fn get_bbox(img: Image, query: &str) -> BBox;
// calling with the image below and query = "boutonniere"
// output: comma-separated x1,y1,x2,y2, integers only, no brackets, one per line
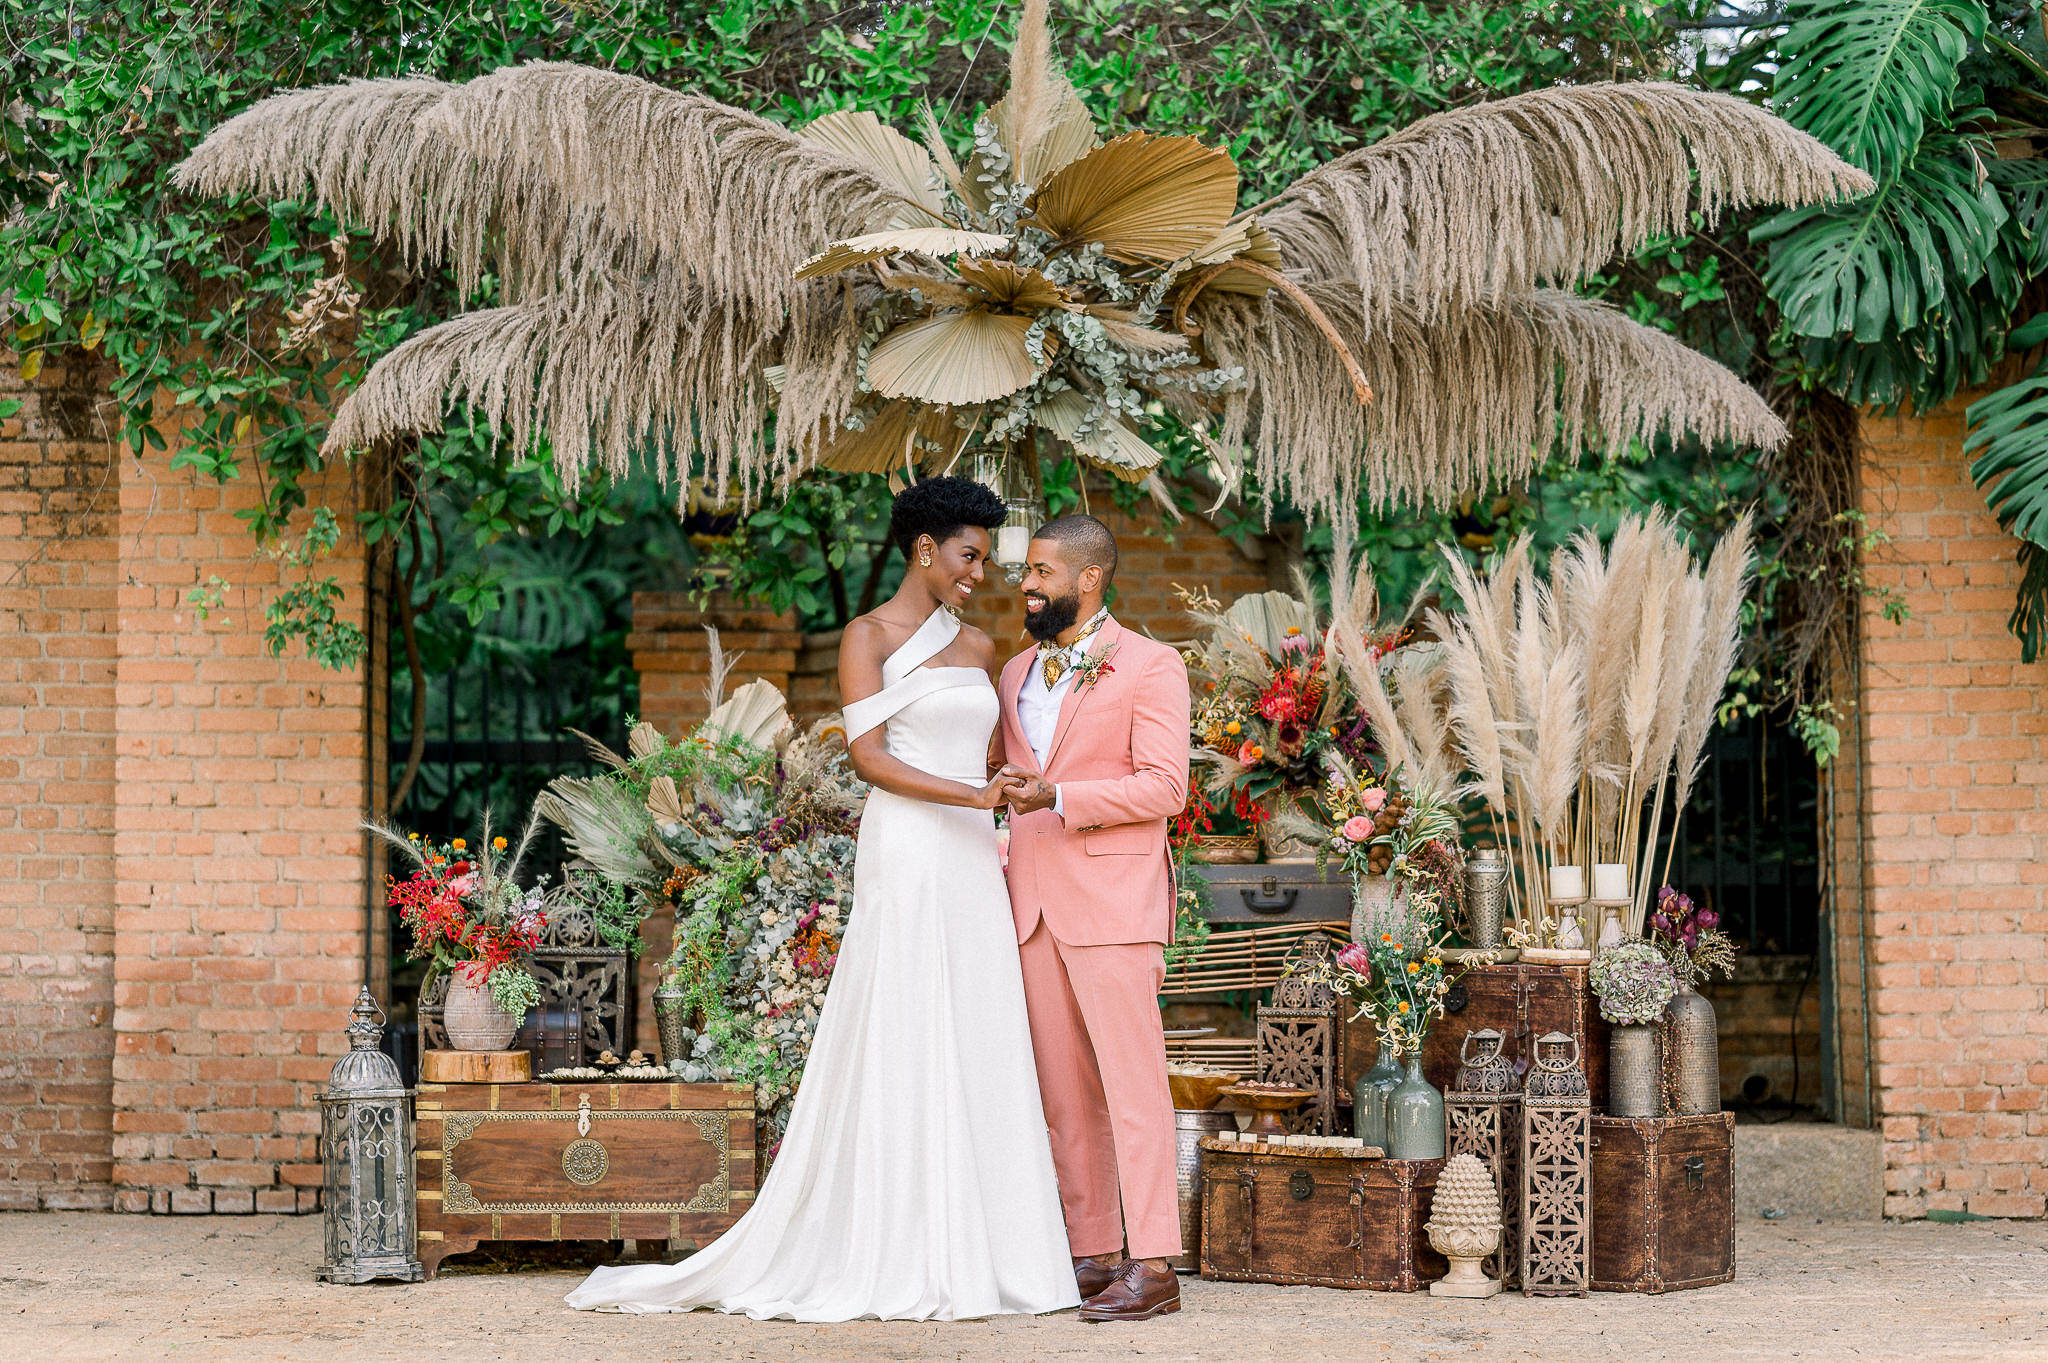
1069,643,1119,690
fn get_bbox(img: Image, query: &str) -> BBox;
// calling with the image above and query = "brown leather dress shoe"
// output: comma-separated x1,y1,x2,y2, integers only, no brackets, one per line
1074,1257,1119,1299
1078,1258,1181,1322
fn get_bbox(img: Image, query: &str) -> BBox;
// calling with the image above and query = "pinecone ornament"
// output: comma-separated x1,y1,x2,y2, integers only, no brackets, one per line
1426,1153,1504,1298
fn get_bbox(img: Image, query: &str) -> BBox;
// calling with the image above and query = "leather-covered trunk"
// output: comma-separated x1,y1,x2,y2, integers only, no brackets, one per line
1590,1112,1736,1292
1199,1144,1445,1290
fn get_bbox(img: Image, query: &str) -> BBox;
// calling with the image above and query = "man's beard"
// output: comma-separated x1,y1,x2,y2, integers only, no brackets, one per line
1023,589,1082,643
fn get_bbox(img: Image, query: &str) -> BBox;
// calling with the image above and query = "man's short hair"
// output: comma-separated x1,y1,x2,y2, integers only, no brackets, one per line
1033,514,1119,582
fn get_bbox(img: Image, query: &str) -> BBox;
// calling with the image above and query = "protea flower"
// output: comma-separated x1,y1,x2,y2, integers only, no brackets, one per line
173,0,1871,526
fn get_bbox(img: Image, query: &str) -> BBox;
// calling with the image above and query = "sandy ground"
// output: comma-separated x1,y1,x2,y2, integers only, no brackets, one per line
2,1213,2045,1362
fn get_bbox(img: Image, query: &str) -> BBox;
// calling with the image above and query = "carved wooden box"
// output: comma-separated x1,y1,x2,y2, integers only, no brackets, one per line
414,1080,755,1278
1591,1112,1736,1293
1198,1143,1445,1291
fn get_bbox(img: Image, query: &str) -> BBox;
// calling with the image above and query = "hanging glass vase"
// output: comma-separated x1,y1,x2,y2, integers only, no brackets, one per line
1351,1048,1404,1147
1387,1054,1446,1159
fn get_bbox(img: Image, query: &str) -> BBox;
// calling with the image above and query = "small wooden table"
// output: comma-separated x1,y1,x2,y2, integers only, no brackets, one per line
415,1079,755,1279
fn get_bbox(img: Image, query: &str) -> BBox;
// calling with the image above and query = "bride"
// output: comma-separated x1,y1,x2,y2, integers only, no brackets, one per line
566,477,1080,1321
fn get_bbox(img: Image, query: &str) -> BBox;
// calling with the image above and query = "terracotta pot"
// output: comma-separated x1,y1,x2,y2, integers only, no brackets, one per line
443,975,518,1052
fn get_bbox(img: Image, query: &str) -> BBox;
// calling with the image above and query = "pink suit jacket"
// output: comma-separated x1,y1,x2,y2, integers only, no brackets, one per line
998,618,1192,947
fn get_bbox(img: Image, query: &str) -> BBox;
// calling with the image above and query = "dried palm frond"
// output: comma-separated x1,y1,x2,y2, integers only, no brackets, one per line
703,678,792,749
798,109,948,226
1262,82,1875,324
626,720,665,761
866,310,1045,405
645,775,687,826
1034,391,1163,481
796,228,1012,280
1029,131,1241,261
1200,286,1789,526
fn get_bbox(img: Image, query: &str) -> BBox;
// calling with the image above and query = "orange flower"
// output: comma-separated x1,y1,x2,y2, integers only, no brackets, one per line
492,836,508,851
1380,933,1392,943
1397,1001,1411,1014
1405,962,1420,975
452,838,467,851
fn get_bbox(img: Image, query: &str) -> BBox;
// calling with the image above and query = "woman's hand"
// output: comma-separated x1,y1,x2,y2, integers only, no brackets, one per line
968,772,1027,810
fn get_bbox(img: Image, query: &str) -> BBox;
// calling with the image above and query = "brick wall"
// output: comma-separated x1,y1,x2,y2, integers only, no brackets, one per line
1848,398,2048,1219
0,357,119,1210
1,351,376,1213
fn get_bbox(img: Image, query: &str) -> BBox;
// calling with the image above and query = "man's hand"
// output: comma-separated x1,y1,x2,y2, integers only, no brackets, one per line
1002,765,1058,815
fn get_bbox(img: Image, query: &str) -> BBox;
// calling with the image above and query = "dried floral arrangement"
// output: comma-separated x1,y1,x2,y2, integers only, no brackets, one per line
534,644,866,1145
175,0,1868,528
1649,887,1738,988
367,813,550,1017
1181,579,1384,825
1312,762,1463,924
1429,511,1756,937
1588,940,1679,1027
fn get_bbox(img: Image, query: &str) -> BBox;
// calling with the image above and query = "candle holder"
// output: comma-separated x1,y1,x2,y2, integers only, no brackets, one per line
1589,898,1631,955
1523,898,1591,964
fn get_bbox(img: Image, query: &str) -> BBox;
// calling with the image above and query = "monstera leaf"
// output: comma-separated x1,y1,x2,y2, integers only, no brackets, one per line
1771,0,1986,171
1965,312,2048,661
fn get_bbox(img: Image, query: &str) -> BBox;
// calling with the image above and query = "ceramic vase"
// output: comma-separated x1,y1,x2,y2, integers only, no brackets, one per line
1665,980,1721,1115
1386,1055,1446,1159
1351,1049,1404,1148
443,975,518,1052
1609,1023,1662,1117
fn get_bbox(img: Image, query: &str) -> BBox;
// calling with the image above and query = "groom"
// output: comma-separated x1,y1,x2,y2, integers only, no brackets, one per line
996,515,1191,1323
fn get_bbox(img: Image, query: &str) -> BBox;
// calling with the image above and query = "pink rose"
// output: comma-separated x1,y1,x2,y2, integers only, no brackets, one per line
1360,787,1387,812
995,825,1011,870
1342,816,1374,843
446,873,478,897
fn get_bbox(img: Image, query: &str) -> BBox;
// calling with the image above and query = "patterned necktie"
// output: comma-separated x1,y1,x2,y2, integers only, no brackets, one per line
1040,610,1109,689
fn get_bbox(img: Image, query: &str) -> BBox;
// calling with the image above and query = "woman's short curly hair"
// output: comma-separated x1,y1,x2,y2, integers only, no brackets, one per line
888,476,1006,559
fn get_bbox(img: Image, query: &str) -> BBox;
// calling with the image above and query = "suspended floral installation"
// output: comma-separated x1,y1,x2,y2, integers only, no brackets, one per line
174,0,1872,547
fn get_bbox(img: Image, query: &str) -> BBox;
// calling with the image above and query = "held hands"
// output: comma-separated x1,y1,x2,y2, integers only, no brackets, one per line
998,764,1057,815
971,772,1029,810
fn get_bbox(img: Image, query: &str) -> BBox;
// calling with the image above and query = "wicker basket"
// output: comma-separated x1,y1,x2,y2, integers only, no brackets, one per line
1191,834,1261,864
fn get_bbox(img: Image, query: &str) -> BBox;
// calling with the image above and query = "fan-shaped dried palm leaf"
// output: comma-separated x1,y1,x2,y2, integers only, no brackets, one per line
803,399,967,476
645,775,688,825
866,310,1044,405
536,778,664,890
796,228,1012,280
1262,82,1874,324
1029,132,1241,262
800,109,947,226
703,678,792,748
626,719,664,761
956,259,1068,310
1034,391,1163,481
1199,287,1789,527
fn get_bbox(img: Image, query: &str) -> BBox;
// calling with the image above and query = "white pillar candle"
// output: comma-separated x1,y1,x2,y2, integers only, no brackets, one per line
1592,862,1630,901
996,524,1031,566
1548,864,1587,901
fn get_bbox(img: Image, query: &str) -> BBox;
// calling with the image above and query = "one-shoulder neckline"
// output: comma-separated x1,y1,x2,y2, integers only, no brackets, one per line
882,606,963,678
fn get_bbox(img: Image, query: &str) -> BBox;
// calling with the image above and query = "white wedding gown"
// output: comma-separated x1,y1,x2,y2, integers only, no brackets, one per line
565,607,1079,1321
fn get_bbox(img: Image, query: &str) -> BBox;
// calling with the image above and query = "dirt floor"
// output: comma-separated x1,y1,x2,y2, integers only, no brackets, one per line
3,1213,2045,1362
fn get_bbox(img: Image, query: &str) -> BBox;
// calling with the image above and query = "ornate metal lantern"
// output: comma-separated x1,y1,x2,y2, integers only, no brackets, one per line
1446,1027,1522,1287
1256,933,1344,1134
318,988,424,1284
1518,1030,1590,1297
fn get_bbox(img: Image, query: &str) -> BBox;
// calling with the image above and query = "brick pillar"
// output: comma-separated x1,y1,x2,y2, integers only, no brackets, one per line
0,356,119,1210
106,404,374,1214
1849,397,2048,1219
627,592,801,737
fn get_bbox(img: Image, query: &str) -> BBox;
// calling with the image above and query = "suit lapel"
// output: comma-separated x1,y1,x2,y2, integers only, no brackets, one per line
1044,617,1123,775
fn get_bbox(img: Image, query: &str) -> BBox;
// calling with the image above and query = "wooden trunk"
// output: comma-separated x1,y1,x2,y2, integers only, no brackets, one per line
415,1080,755,1279
1590,1112,1735,1293
1423,963,1611,1112
1199,1143,1446,1291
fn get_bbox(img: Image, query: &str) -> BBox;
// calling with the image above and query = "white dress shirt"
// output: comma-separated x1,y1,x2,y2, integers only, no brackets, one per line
1016,623,1107,820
